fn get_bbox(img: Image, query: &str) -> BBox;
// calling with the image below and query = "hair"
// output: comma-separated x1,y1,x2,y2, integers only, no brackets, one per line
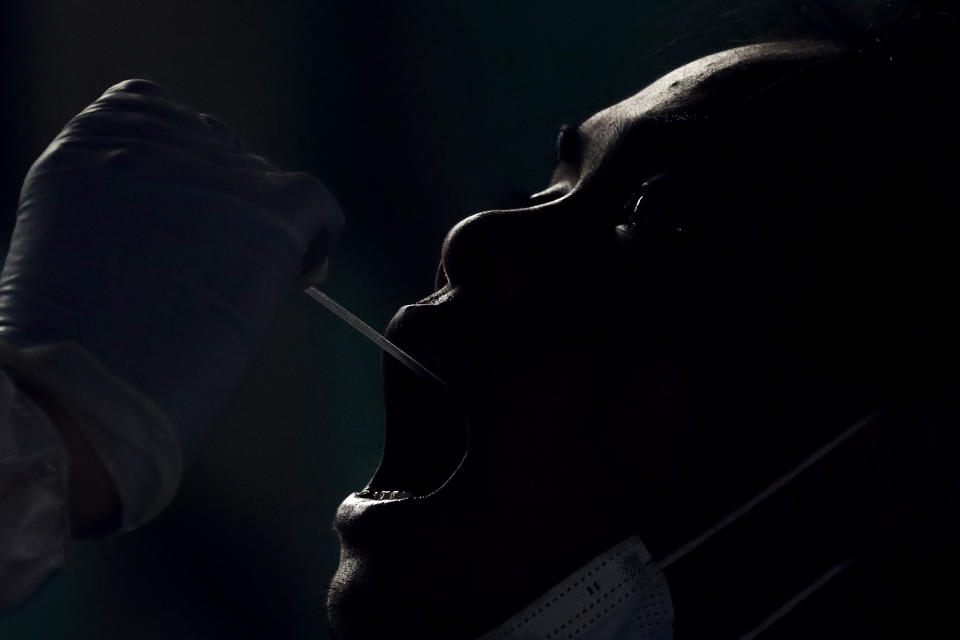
687,1,960,408
797,0,958,59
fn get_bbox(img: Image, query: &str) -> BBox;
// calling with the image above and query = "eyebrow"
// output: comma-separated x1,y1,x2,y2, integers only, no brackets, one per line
555,123,584,166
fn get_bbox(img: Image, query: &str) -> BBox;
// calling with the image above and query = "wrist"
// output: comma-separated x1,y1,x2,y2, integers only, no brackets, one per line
22,383,122,536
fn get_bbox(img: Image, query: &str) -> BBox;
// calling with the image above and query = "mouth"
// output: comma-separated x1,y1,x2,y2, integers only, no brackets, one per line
350,300,469,504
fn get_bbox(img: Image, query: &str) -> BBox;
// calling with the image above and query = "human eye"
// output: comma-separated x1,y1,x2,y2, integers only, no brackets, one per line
620,174,691,234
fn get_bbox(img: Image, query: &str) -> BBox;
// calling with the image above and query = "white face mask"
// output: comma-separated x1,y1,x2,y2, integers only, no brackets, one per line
477,535,674,640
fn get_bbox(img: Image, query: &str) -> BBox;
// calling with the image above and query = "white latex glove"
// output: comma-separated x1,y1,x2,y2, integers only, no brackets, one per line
0,79,344,453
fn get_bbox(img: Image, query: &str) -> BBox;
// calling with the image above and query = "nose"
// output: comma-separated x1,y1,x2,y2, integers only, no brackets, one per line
440,201,572,291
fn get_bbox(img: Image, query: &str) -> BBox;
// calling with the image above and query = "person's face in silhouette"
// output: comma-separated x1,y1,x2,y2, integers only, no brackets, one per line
328,40,844,640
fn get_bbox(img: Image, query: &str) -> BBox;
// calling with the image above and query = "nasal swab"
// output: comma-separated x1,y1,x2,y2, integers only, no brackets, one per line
304,286,449,390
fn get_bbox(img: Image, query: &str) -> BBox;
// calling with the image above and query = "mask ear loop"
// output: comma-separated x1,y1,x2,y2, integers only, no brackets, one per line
655,409,881,571
649,409,883,637
736,559,853,640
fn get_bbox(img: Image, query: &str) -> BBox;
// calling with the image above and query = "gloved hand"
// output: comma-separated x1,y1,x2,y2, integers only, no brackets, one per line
0,79,344,453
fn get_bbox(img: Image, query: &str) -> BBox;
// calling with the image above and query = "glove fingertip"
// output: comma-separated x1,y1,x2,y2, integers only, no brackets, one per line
103,79,170,99
297,194,344,286
289,172,346,240
297,258,331,287
319,181,346,240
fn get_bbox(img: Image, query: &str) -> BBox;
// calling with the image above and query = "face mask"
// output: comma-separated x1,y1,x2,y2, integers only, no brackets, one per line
478,535,674,640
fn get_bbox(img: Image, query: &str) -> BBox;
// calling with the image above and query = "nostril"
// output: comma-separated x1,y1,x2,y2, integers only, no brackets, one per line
434,261,448,291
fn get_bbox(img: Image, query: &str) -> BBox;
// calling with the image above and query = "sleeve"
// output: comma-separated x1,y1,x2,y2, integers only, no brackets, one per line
0,340,182,611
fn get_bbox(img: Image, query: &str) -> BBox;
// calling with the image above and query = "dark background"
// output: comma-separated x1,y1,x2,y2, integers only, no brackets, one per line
0,2,799,638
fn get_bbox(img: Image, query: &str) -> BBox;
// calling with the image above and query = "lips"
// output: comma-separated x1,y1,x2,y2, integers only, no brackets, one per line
341,295,469,513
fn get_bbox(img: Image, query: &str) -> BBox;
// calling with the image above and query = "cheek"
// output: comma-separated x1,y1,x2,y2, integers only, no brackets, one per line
455,283,708,461
465,381,665,503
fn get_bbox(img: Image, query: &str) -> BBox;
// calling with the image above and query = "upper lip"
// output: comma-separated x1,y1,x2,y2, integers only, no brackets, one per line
385,292,461,383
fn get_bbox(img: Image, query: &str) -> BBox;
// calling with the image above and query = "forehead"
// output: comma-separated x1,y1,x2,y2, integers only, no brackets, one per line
574,41,840,172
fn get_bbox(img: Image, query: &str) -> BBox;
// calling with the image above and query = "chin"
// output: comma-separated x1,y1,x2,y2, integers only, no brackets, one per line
326,548,483,640
326,553,394,640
